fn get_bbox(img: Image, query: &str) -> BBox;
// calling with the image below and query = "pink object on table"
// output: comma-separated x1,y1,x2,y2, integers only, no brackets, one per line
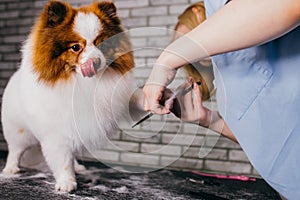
192,171,256,182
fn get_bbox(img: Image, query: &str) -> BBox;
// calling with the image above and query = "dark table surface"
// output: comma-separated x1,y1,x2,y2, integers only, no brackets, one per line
0,151,280,200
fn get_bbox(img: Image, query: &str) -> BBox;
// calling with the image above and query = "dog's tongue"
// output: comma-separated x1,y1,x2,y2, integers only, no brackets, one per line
80,58,96,77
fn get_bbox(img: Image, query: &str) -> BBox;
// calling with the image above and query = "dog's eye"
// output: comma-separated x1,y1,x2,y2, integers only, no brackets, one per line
71,44,81,52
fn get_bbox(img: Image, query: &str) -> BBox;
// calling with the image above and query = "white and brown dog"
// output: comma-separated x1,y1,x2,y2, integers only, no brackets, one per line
1,0,135,192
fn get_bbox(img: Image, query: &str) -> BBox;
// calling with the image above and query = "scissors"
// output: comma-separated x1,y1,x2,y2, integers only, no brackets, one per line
131,81,200,128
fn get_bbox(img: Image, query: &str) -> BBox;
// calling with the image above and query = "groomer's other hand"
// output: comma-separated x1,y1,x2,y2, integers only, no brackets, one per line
172,78,210,127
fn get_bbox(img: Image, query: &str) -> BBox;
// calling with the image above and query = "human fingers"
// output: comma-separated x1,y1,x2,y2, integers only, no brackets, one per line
192,82,203,111
182,84,194,112
192,81,210,126
143,84,170,114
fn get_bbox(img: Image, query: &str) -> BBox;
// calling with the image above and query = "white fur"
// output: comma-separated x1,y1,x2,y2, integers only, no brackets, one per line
1,11,133,192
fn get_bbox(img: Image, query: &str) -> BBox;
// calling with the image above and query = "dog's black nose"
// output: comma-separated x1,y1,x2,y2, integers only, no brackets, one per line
92,58,101,71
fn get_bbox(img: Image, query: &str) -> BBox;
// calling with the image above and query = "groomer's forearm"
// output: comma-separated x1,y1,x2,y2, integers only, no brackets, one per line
207,110,237,143
195,0,300,55
158,0,300,69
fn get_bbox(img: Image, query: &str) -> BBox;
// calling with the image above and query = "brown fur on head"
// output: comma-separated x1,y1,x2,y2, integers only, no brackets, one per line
31,1,134,85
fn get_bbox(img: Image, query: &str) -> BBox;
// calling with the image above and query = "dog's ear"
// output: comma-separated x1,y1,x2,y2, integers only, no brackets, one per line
44,1,69,27
97,2,117,18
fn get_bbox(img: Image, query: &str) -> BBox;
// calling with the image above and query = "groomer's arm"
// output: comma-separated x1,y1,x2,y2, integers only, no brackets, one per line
208,111,237,143
157,0,300,69
144,0,300,114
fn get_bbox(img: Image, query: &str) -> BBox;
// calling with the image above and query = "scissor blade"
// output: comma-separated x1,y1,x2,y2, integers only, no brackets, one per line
131,112,154,128
131,81,200,128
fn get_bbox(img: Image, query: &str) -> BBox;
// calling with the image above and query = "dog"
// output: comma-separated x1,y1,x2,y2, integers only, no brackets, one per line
1,0,134,192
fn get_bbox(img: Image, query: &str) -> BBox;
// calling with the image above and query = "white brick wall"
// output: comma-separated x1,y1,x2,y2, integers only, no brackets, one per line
0,0,258,177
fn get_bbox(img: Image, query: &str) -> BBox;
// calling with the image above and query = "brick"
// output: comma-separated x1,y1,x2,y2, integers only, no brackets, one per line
68,0,92,6
134,58,147,66
140,121,182,133
0,80,9,87
147,36,171,47
0,70,16,79
169,4,189,15
251,167,261,177
2,34,26,44
141,143,181,156
6,18,34,27
0,62,18,70
0,143,7,151
133,67,152,78
131,37,147,48
204,148,228,160
190,0,204,3
131,6,167,17
104,141,140,152
182,146,200,158
0,4,6,11
121,131,161,143
198,144,223,158
3,53,21,61
0,45,17,53
20,9,40,18
0,0,20,2
18,26,31,34
133,78,147,88
205,160,252,174
133,48,162,58
146,58,157,65
7,2,34,10
115,0,149,9
129,27,167,37
183,146,227,160
199,135,223,151
34,1,48,9
149,16,178,26
122,17,147,28
0,27,19,35
161,156,203,169
117,9,130,18
229,150,249,162
120,152,159,165
0,88,4,97
162,133,204,146
0,11,19,19
213,137,242,149
0,20,5,28
107,130,121,140
150,0,188,6
182,122,209,135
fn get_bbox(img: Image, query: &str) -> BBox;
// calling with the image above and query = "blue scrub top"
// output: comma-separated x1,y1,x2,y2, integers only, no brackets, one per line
204,0,300,199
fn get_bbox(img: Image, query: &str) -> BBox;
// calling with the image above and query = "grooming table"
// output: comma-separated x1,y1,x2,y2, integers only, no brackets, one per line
0,151,280,200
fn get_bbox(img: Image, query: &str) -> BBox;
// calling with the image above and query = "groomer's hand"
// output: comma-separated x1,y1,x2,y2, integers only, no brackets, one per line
172,78,210,128
143,63,177,114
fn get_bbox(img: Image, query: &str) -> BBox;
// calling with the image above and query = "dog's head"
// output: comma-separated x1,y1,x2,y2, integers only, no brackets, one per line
31,1,134,85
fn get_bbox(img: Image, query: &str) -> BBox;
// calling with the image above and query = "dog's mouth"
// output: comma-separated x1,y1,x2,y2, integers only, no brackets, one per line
79,58,102,78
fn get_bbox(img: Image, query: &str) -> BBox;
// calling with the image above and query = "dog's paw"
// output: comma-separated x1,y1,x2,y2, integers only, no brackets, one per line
55,178,77,192
74,163,86,173
2,166,20,174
